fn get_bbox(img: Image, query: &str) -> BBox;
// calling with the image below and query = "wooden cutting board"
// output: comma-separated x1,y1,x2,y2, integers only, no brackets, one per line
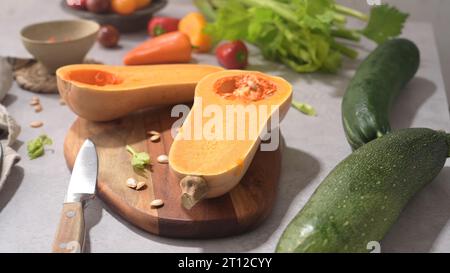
64,107,281,238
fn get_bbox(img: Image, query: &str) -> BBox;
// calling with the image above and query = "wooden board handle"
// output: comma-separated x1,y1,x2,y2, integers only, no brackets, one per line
52,202,85,253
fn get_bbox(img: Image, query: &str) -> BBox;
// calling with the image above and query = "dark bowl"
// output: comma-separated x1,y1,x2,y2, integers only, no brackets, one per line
60,0,168,33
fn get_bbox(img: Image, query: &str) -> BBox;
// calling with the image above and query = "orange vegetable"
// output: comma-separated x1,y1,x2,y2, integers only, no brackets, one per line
179,12,212,53
123,31,192,65
169,70,293,209
56,64,224,121
111,0,136,15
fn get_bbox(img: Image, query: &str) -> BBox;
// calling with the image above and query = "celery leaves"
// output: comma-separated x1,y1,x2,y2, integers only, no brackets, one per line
197,0,408,73
362,5,409,44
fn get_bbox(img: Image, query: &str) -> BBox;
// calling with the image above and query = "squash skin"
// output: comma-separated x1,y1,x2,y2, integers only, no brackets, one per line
169,70,292,199
56,64,223,121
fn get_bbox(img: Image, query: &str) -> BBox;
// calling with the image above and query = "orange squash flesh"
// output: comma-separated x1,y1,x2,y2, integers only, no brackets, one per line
169,70,292,208
56,64,223,121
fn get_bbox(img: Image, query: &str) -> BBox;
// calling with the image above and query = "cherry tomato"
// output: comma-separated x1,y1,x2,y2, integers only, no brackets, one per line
98,25,120,48
215,41,249,69
148,17,180,37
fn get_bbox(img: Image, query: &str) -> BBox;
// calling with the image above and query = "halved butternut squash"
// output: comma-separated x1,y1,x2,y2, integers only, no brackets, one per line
56,64,223,121
169,70,292,209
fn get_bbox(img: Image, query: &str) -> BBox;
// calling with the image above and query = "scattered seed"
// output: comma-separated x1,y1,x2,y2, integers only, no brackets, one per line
30,121,43,128
147,130,160,136
157,154,168,164
34,104,43,113
30,100,40,106
136,181,146,190
150,134,160,142
150,199,164,208
126,177,137,188
59,99,66,105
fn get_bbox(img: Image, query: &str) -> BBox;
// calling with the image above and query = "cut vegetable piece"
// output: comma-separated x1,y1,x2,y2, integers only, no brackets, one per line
292,100,316,116
169,70,292,209
56,64,223,121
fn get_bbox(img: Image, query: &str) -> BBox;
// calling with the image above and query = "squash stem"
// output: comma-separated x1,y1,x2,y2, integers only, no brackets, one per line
180,176,208,209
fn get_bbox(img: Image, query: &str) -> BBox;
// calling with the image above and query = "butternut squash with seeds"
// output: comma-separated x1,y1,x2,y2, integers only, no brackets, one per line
169,70,292,209
56,64,223,121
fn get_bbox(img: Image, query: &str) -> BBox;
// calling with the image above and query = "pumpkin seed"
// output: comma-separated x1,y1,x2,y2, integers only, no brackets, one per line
150,134,160,142
136,181,146,190
147,130,160,136
126,178,137,188
30,121,43,128
150,199,164,208
34,104,43,113
157,154,168,164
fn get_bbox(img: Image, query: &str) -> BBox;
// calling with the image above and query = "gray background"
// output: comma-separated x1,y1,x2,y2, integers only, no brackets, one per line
0,0,450,252
338,0,450,106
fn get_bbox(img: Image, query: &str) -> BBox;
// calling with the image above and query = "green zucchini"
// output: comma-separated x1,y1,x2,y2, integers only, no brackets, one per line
276,128,449,253
342,39,420,150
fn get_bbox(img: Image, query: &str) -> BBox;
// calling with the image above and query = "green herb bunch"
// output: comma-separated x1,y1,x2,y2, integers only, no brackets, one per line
195,0,408,73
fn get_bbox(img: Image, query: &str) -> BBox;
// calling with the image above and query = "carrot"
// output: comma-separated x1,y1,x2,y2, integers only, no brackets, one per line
179,12,212,53
123,31,192,65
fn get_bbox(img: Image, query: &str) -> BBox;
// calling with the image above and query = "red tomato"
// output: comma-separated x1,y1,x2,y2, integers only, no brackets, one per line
98,25,120,48
66,0,87,10
216,41,249,69
148,17,180,37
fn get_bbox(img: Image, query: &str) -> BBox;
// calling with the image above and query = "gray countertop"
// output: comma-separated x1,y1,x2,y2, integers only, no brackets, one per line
0,0,449,253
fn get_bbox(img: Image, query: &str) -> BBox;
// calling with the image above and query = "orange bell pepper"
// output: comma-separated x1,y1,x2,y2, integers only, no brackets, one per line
179,12,212,53
123,31,192,65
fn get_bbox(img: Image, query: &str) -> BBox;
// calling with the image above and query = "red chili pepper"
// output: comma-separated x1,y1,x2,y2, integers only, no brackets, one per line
148,17,180,37
215,41,249,69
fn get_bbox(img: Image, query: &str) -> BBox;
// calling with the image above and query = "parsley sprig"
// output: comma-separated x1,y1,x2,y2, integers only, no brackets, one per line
126,145,151,170
27,135,53,160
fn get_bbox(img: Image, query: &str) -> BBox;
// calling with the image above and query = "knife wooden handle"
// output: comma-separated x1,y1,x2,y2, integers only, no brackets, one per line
52,202,85,253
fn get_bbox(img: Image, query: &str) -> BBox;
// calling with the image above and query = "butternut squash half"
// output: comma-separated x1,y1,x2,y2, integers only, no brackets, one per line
169,70,292,209
56,64,223,121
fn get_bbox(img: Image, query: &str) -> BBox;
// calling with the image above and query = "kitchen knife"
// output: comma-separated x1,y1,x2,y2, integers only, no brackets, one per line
52,139,98,253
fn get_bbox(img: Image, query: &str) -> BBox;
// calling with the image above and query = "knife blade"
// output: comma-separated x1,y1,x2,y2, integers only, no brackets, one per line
65,139,98,203
52,139,98,253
